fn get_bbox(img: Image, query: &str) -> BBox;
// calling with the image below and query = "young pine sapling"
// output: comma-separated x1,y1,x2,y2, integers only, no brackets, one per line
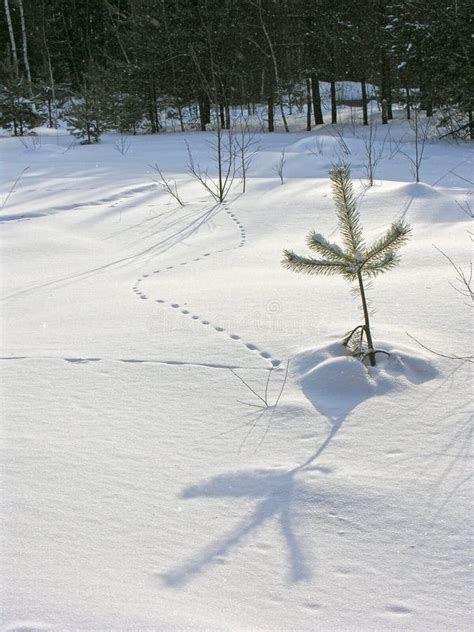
282,163,411,366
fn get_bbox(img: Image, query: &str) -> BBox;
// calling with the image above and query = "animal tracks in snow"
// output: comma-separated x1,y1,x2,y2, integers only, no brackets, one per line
0,183,158,223
136,289,281,368
0,355,264,371
132,205,280,368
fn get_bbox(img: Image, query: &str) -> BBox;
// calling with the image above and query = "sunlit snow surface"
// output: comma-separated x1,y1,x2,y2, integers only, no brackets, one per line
1,110,473,630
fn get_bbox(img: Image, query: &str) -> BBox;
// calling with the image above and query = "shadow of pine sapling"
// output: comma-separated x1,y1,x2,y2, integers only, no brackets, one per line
161,464,327,587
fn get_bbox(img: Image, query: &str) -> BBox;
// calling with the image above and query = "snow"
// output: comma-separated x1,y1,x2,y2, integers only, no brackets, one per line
1,109,473,630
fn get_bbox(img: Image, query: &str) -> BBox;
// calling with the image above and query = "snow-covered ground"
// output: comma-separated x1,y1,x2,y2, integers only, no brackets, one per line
1,110,473,631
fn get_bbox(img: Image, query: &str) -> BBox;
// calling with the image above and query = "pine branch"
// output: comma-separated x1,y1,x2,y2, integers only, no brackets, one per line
330,164,365,256
363,252,401,277
364,221,411,266
306,231,350,263
282,250,347,276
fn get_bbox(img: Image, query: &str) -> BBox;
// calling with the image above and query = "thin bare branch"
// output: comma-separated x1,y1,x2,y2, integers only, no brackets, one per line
407,332,473,363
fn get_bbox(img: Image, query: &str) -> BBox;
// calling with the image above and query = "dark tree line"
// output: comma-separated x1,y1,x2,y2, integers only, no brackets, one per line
1,0,473,137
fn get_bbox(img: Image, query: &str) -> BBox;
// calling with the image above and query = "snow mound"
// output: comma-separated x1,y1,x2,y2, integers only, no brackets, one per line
401,182,443,199
292,340,438,420
401,182,469,223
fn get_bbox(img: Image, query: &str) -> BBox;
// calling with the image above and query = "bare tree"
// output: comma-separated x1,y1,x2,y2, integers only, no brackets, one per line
1,166,29,211
188,16,237,204
306,136,325,159
363,122,387,186
407,225,473,363
273,149,286,184
393,107,432,183
233,115,259,193
332,122,351,160
434,245,473,305
114,134,131,156
456,198,473,219
185,134,236,204
151,163,185,206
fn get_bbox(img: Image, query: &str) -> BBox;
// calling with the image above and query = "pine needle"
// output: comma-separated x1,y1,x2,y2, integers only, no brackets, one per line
364,221,411,267
306,231,349,262
330,163,365,256
282,250,347,276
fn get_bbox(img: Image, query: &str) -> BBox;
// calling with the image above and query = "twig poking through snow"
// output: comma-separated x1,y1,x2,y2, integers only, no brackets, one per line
406,332,473,363
151,163,185,206
230,360,289,410
273,149,286,185
1,166,29,211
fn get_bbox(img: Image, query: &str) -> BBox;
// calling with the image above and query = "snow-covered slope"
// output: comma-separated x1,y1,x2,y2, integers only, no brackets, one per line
1,113,472,631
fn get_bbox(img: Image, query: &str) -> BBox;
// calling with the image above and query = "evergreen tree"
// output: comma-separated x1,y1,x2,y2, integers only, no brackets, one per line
0,76,42,135
65,88,102,144
1,0,471,137
113,93,144,134
282,164,411,367
34,77,69,128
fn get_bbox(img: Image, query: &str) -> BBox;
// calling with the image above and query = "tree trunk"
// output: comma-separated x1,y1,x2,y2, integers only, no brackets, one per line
17,0,32,96
330,80,337,124
425,98,433,117
357,271,376,367
279,95,289,132
219,103,225,129
148,106,156,133
381,99,388,124
268,90,274,132
311,74,324,124
380,49,392,123
106,0,131,64
256,0,289,132
214,104,224,201
306,78,312,131
469,107,474,140
405,86,411,120
42,12,57,128
177,103,185,132
199,95,210,131
152,82,159,132
387,69,393,120
361,79,368,125
148,88,157,133
161,0,183,132
381,45,393,120
4,0,19,79
47,94,52,128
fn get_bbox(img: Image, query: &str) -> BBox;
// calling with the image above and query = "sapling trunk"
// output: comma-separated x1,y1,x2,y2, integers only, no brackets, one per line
357,271,376,366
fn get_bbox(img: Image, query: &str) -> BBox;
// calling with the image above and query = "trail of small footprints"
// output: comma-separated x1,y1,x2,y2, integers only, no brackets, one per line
1,183,159,224
132,206,280,368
